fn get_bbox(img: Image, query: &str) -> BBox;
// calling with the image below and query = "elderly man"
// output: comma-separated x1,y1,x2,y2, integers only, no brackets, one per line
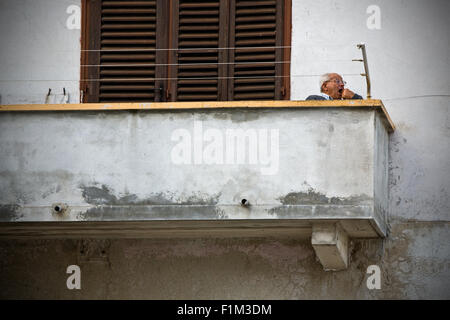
306,73,363,100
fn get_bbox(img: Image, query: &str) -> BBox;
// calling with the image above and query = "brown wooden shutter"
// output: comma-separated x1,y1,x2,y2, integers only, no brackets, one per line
168,0,228,101
82,0,290,102
228,0,285,100
82,0,101,103
83,0,167,102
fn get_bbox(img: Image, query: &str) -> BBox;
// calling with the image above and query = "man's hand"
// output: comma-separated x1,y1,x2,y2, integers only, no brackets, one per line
342,88,355,99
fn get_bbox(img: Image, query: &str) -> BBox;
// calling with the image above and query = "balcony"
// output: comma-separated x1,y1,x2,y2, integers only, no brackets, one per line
0,100,394,270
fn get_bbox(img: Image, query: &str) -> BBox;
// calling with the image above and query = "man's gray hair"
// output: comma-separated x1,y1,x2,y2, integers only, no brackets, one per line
319,73,332,92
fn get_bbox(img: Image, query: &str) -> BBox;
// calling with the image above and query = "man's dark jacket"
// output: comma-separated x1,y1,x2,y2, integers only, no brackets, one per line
306,93,363,100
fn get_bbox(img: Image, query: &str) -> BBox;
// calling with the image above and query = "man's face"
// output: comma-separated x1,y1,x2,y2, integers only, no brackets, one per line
322,73,345,99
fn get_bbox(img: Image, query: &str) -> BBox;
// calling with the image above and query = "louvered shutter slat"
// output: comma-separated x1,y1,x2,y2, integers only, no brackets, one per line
178,79,218,85
99,0,157,102
101,85,155,90
234,69,275,76
179,25,219,31
234,85,274,92
178,40,218,46
100,70,155,76
102,31,156,37
233,92,275,99
178,87,218,92
177,94,218,100
236,23,276,30
101,54,156,61
178,56,218,62
100,93,155,98
178,71,217,77
234,78,273,84
102,16,156,22
179,64,218,70
235,54,275,61
102,23,156,29
101,39,156,45
179,2,220,8
102,1,154,6
237,0,276,6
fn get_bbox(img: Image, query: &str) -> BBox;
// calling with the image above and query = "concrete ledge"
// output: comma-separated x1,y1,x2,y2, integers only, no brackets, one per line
0,218,381,239
0,100,395,132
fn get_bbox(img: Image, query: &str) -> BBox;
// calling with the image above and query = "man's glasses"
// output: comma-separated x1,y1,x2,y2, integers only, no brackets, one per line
327,79,347,85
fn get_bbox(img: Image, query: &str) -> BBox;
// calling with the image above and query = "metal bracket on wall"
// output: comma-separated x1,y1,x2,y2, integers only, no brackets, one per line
353,43,372,99
312,222,349,271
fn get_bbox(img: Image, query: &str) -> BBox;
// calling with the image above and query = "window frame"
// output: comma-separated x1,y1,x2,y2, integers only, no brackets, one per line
80,0,291,103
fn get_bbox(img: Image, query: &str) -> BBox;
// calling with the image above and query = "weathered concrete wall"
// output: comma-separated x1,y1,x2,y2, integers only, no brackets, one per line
0,108,386,237
0,221,448,299
0,0,449,299
0,0,80,104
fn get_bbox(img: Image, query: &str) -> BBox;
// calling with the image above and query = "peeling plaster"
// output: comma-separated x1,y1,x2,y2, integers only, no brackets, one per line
80,184,221,206
78,184,225,221
268,190,375,219
277,189,373,205
79,205,227,221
